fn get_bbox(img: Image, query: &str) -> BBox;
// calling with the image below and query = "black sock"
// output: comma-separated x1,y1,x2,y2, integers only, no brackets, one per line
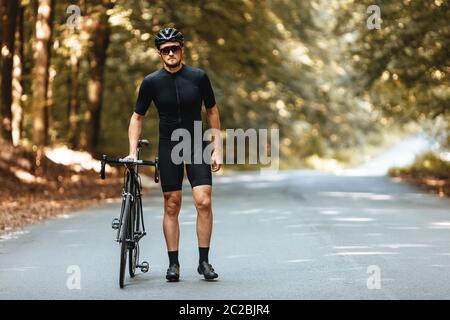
168,251,179,266
199,247,209,264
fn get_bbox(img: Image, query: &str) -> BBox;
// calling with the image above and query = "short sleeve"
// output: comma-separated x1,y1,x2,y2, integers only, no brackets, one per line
200,72,216,109
134,78,153,115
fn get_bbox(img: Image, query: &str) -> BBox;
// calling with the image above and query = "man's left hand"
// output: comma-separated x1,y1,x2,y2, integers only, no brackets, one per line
211,150,222,172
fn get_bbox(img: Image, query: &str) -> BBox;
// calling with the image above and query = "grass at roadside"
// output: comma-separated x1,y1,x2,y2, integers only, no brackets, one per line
0,144,124,236
389,151,450,197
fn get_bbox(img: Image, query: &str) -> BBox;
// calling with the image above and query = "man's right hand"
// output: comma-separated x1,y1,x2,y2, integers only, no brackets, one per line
122,154,137,161
121,154,137,169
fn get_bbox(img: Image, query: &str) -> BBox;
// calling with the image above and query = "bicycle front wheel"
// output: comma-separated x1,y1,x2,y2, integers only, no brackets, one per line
119,194,132,288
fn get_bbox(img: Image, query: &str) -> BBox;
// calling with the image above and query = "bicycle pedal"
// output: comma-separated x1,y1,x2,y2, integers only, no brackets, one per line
138,261,149,273
111,218,120,230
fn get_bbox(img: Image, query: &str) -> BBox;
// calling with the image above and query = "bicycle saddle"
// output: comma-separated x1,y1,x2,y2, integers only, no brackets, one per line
138,139,150,148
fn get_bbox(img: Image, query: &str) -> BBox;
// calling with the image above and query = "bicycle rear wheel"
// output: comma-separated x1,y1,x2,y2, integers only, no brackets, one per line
119,194,132,288
128,194,140,278
129,197,138,277
129,174,143,277
129,242,139,277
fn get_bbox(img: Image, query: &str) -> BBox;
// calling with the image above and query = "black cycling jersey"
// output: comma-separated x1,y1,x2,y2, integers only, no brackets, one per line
134,64,216,192
134,63,216,140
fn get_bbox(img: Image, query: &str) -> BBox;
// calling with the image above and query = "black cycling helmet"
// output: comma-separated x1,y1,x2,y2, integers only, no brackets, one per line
155,27,184,49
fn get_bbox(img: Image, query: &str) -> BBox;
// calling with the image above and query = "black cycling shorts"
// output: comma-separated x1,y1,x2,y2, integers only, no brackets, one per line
158,139,212,193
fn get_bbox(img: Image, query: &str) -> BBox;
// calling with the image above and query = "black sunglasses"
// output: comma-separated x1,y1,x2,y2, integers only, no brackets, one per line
160,45,182,55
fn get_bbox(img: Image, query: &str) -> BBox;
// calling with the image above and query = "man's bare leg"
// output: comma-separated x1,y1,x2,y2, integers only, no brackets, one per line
192,185,218,279
163,190,182,281
193,185,213,247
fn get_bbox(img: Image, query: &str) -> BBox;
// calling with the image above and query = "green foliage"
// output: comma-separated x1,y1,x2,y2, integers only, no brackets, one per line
336,0,449,120
389,151,450,178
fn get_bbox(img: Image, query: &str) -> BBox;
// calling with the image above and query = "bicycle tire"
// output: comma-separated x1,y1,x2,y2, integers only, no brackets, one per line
129,197,138,277
119,194,132,288
129,242,139,277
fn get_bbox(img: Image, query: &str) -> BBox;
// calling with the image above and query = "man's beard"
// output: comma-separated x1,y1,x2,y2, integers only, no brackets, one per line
164,59,181,68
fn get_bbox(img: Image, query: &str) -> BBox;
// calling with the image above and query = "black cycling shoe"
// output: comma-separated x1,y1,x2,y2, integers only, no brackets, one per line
166,264,180,282
197,261,218,280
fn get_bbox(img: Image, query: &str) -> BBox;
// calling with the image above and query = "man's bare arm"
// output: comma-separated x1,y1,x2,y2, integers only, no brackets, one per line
127,112,144,158
206,105,221,149
206,105,222,171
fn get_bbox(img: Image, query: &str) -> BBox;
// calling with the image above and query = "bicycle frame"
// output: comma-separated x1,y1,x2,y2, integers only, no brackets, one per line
115,170,145,244
100,139,159,287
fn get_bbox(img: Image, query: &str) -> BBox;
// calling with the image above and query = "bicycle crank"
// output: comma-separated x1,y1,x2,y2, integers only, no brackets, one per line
111,218,120,230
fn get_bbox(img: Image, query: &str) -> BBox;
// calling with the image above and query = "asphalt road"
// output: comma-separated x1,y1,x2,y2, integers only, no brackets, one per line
1,166,450,299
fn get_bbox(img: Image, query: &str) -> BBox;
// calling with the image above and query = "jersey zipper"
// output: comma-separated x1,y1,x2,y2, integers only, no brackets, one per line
174,77,181,124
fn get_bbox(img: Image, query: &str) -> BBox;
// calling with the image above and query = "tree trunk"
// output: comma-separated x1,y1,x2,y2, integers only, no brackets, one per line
32,0,54,147
12,4,24,146
85,3,112,155
66,0,87,149
0,0,18,143
0,0,3,58
68,52,80,148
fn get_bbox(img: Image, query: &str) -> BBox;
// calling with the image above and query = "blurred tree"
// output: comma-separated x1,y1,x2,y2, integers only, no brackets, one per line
32,0,54,147
0,0,19,143
12,2,25,146
335,0,449,153
336,0,449,120
66,0,86,148
0,0,3,74
85,0,114,155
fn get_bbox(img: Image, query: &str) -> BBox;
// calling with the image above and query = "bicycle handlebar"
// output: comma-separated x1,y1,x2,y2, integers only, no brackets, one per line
100,155,159,183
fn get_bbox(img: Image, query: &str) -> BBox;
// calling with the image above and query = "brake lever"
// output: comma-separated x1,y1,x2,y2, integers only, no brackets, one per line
100,155,106,179
154,157,159,183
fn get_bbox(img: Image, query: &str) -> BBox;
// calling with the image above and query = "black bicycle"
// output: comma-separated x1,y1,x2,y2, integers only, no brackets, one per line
100,139,159,288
